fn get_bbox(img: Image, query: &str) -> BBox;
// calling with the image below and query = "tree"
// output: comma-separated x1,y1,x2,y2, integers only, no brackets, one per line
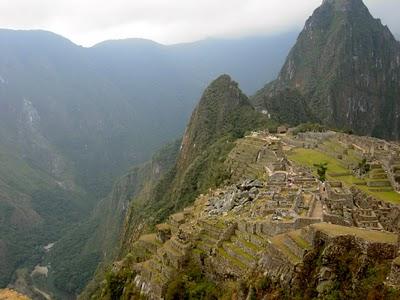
314,162,328,182
357,158,371,176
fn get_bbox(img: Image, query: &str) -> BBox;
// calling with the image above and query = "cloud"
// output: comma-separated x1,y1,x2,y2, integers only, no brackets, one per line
0,0,398,46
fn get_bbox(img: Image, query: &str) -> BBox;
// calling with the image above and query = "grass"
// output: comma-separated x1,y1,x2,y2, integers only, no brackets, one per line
235,230,267,247
288,231,312,250
163,241,182,257
199,232,218,244
232,236,262,252
217,248,246,269
271,235,301,264
224,242,255,262
139,234,159,244
288,148,400,204
288,148,349,174
311,223,398,244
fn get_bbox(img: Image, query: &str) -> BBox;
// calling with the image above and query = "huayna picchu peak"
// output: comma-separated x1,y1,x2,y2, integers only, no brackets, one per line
322,0,367,11
252,0,400,139
179,75,264,170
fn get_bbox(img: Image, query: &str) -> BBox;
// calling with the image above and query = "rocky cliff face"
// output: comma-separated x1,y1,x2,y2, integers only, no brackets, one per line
252,0,400,139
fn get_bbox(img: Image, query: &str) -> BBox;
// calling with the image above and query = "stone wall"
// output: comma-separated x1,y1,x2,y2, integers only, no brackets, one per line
387,258,400,287
237,217,321,237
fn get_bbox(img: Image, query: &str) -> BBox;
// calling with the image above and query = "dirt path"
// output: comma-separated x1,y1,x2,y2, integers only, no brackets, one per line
311,199,323,218
33,288,51,300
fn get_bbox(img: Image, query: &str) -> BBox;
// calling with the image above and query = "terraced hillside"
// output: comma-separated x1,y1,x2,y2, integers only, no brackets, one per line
225,134,273,182
286,132,400,204
94,130,400,299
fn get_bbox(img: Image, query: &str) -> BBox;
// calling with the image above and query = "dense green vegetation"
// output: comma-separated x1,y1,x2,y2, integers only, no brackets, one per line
165,261,219,300
83,76,274,298
314,162,328,182
47,140,181,296
0,29,295,295
301,246,400,299
122,75,274,237
292,123,327,135
0,143,88,288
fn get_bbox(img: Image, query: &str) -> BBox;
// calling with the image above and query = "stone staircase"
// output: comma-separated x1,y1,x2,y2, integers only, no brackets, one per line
226,137,271,181
367,164,393,192
137,234,162,254
136,258,171,299
352,209,384,230
195,219,228,252
235,229,268,248
210,225,269,277
135,234,191,299
268,228,313,265
221,241,257,266
157,238,189,269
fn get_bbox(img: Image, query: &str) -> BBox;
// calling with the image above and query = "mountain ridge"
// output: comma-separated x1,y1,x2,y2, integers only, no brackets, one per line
0,27,294,295
79,0,400,299
252,0,400,139
80,74,273,299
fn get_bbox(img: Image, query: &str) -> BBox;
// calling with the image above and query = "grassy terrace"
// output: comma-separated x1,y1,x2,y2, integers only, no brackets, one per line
217,248,246,269
287,230,311,250
139,233,161,244
271,234,302,264
288,147,400,204
311,223,398,244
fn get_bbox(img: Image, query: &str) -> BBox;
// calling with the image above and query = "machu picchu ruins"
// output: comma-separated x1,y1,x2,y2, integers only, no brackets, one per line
109,129,400,299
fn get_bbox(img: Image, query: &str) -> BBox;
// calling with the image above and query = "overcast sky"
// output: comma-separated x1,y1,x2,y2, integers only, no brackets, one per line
0,0,398,47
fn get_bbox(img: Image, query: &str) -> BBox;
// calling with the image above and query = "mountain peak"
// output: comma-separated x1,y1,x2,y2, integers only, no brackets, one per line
322,0,365,10
179,75,252,167
252,0,400,139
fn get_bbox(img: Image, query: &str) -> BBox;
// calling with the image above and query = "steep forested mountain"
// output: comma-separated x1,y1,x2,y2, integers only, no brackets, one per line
252,0,400,139
82,75,273,299
48,140,181,294
78,0,400,299
0,29,294,296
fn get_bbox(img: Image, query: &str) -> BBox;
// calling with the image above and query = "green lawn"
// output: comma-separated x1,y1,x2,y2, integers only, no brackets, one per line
288,148,400,204
312,223,398,244
288,148,349,175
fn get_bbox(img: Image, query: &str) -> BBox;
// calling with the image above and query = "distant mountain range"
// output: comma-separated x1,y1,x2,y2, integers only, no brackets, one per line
0,29,296,292
3,0,400,298
77,0,400,298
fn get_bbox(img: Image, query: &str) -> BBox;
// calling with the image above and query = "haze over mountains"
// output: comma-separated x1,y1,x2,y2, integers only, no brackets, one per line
1,0,400,299
80,0,400,299
0,29,295,294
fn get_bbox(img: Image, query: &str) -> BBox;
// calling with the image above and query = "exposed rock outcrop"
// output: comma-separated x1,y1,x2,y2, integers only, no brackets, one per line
252,0,400,139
